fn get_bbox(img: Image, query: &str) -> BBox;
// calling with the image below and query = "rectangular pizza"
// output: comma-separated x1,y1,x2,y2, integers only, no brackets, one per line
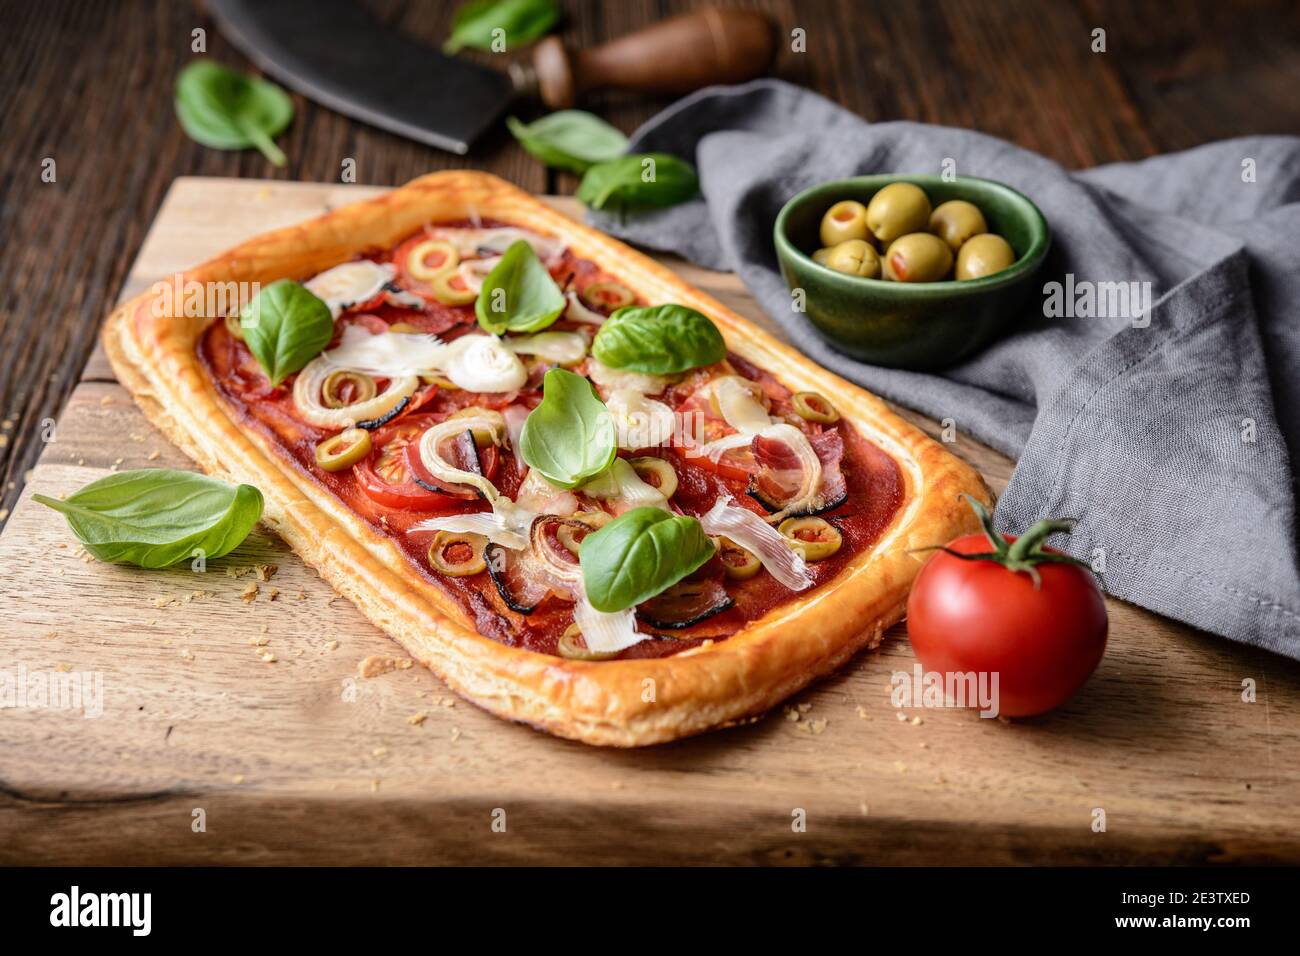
103,171,988,746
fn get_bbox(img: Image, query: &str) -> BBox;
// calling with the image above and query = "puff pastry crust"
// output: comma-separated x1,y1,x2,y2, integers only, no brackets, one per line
102,170,990,746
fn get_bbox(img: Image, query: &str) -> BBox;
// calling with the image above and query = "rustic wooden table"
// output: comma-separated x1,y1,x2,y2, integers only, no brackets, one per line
3,178,1298,865
3,0,1300,524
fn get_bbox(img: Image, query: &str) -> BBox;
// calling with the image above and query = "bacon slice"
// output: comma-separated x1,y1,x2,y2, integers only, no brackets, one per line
748,426,847,518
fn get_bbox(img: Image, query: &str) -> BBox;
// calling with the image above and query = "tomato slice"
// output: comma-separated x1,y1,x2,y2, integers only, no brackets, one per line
355,415,460,511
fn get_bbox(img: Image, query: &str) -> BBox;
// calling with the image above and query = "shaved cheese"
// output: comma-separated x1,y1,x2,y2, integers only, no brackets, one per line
580,458,668,513
442,334,527,392
409,512,528,551
323,325,445,375
698,497,813,591
505,331,588,365
417,412,507,502
427,226,565,266
573,597,642,653
304,261,395,318
291,356,417,429
605,388,676,449
564,291,607,325
586,357,675,397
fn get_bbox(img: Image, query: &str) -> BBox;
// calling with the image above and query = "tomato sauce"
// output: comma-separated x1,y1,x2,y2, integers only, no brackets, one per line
197,221,903,659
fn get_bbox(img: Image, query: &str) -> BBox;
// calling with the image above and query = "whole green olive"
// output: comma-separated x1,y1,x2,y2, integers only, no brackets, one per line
866,183,932,244
819,200,872,248
824,239,881,278
955,233,1016,280
929,200,988,251
884,232,954,283
812,247,833,265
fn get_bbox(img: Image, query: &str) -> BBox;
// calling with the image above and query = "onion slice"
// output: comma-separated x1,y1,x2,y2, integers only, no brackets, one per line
292,356,417,429
586,357,675,398
441,334,527,392
505,331,588,366
573,597,642,654
580,458,668,513
303,261,396,318
417,412,506,502
605,388,676,449
323,324,445,376
697,497,813,591
564,291,607,325
503,404,531,471
427,227,566,266
409,512,527,551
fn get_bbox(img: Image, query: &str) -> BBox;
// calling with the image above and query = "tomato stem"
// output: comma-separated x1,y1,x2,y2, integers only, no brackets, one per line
953,494,1091,588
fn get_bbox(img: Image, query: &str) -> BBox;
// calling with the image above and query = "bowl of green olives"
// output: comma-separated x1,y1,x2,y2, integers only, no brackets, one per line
774,175,1050,369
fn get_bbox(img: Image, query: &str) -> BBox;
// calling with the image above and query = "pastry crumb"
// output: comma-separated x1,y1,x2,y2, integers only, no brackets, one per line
358,655,412,678
406,712,428,726
240,582,259,603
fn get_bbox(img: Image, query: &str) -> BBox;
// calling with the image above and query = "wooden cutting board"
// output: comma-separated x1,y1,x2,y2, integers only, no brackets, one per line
2,176,1298,865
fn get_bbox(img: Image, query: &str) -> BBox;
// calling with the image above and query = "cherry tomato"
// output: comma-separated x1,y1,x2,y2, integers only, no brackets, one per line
906,504,1108,718
355,415,460,511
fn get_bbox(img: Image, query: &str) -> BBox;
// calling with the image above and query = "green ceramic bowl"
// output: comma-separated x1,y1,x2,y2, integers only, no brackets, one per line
774,175,1050,370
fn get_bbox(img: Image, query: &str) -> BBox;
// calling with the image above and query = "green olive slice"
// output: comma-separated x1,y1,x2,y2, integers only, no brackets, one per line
628,456,679,499
556,623,620,661
314,427,372,472
322,369,378,409
431,270,477,306
778,516,843,561
557,510,612,556
428,531,487,577
224,312,245,341
791,390,840,424
408,239,459,281
580,281,635,312
716,536,762,580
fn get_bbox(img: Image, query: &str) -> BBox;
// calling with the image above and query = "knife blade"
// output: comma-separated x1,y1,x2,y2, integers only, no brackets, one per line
207,0,517,155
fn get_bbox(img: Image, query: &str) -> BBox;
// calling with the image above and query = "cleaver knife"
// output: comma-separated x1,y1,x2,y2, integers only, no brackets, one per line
206,0,776,155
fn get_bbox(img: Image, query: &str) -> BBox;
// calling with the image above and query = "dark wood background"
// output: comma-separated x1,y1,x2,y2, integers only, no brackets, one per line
2,0,1298,524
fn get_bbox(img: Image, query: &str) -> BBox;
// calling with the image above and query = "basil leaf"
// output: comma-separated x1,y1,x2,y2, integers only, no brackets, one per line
240,279,334,387
33,470,264,569
592,304,727,374
476,240,566,335
580,508,715,613
577,154,698,211
444,0,560,53
506,110,628,174
519,368,616,489
175,60,294,166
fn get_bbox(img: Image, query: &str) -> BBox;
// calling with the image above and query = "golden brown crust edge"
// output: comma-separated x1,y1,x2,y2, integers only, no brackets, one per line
102,170,990,747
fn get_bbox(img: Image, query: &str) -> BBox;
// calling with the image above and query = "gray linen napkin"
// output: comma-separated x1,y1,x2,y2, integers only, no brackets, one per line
590,79,1300,659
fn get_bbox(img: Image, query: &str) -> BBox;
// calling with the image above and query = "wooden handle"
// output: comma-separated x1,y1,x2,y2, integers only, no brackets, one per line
533,8,776,109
